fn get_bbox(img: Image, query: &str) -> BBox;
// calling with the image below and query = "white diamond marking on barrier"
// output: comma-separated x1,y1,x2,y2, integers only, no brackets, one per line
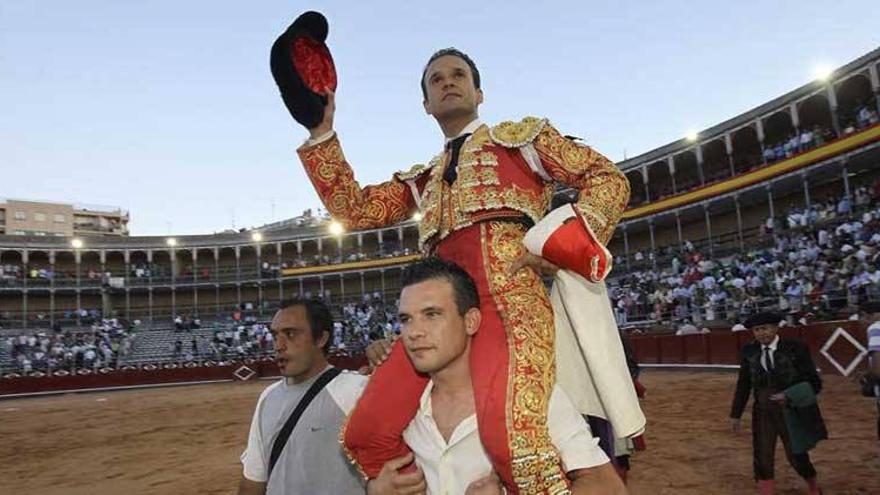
233,365,256,382
819,327,867,377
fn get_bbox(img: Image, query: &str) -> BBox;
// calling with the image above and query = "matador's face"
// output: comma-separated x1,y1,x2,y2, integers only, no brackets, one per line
751,324,779,346
422,55,483,122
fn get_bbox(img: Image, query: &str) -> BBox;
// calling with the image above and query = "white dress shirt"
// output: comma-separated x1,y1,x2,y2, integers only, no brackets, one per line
761,335,780,371
403,381,609,495
443,118,483,146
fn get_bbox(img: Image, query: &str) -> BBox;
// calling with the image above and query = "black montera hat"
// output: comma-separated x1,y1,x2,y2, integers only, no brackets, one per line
270,11,337,129
743,311,783,329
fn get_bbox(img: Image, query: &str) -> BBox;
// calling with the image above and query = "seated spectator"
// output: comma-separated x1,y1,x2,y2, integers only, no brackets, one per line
857,105,875,129
675,322,699,336
799,129,814,150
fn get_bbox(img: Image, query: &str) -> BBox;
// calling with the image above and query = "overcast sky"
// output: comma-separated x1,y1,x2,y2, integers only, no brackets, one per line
2,0,878,235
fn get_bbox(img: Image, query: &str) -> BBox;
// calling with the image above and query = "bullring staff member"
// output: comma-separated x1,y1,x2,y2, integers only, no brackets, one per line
858,301,880,439
238,298,367,495
729,312,827,495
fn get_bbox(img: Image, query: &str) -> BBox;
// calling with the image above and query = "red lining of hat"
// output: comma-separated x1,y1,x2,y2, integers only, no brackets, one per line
291,37,337,94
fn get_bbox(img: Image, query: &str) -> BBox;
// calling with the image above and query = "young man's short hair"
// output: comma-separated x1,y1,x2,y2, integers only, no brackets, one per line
401,257,480,315
279,297,333,353
420,47,481,100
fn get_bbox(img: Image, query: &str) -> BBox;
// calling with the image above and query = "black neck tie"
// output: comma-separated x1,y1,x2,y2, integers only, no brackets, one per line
443,133,471,184
763,346,774,373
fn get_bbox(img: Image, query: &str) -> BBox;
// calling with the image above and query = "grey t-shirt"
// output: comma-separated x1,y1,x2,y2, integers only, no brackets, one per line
241,367,367,494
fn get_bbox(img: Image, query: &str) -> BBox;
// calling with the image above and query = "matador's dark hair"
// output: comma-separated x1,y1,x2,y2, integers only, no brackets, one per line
420,47,481,100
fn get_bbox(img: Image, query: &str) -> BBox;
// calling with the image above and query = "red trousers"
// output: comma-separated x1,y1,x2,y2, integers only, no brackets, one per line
343,221,568,494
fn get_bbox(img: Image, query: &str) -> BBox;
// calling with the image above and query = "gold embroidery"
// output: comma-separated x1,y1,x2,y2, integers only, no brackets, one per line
465,125,492,150
419,180,554,251
478,151,499,166
456,161,501,189
490,117,548,148
574,167,629,245
534,126,594,176
417,156,446,248
477,167,501,185
534,124,630,245
298,135,413,230
481,222,569,494
394,163,430,181
458,155,480,168
339,413,368,481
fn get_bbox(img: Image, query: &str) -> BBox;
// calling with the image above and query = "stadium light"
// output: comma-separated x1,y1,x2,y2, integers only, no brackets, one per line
685,130,699,142
813,65,833,82
166,237,177,247
412,212,424,222
328,221,344,236
70,238,83,249
251,232,263,242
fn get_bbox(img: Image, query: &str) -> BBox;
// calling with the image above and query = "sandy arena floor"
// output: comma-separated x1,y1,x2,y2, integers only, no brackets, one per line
1,371,878,495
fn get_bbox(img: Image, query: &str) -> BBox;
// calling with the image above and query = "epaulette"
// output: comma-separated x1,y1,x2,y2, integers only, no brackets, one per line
394,163,431,182
489,116,548,148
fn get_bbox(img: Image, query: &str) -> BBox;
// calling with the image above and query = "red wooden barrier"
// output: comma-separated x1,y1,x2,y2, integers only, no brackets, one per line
1,320,870,397
0,355,368,397
629,320,868,375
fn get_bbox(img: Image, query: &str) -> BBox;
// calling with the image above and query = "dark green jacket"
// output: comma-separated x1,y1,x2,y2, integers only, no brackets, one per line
783,381,828,454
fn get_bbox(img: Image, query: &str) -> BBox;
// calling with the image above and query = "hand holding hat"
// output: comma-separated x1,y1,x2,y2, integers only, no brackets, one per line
270,11,337,130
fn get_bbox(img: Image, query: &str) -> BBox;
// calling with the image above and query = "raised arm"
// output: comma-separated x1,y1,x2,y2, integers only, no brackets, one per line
296,90,421,230
298,136,418,229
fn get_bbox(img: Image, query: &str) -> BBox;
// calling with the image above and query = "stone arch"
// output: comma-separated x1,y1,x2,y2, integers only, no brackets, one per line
701,138,729,183
647,160,673,201
26,250,51,286
673,150,700,193
797,93,835,147
762,111,796,155
80,251,102,286
731,125,762,174
152,250,173,282
836,73,874,131
105,250,125,278
626,170,647,207
238,245,259,279
195,247,216,281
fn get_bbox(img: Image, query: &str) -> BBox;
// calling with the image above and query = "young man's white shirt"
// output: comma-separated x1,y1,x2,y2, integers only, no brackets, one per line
403,381,609,495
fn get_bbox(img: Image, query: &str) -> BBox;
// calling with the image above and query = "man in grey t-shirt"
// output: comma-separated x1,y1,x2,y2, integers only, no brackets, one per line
238,298,367,495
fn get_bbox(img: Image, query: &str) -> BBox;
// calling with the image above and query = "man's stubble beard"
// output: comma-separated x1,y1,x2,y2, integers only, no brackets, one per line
433,99,478,123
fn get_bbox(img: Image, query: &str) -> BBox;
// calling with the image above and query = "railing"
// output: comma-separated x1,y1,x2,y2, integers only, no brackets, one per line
626,126,840,209
0,251,414,290
0,287,404,333
613,291,871,332
616,188,880,275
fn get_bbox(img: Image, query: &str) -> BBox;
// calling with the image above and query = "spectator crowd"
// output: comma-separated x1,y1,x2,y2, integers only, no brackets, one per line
4,318,135,374
611,181,880,330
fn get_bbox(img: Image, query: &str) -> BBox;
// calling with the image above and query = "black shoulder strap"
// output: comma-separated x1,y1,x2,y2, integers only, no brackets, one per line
267,367,342,478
